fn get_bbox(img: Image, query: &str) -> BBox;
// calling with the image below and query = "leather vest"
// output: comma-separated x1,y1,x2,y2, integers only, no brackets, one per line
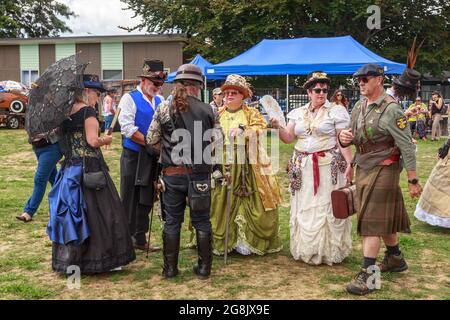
160,96,215,173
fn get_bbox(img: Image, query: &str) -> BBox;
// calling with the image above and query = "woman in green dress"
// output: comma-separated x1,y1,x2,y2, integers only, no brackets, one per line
210,74,283,256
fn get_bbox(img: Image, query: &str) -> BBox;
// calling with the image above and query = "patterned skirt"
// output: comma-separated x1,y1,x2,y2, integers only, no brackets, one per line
356,162,411,236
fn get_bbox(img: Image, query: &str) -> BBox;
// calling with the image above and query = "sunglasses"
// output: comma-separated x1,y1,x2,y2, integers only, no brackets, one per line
356,76,377,84
336,93,343,96
224,90,240,96
312,88,328,94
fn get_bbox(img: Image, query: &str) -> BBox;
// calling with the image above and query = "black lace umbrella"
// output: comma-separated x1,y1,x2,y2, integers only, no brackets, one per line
25,54,88,143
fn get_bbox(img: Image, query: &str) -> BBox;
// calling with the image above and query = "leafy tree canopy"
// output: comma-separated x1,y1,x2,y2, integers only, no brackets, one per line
121,0,450,76
0,0,74,38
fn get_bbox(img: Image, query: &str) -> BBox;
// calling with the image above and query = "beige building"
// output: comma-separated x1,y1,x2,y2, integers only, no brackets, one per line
0,34,186,96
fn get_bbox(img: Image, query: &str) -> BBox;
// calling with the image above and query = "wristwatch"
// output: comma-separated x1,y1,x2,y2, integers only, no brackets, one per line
408,178,419,185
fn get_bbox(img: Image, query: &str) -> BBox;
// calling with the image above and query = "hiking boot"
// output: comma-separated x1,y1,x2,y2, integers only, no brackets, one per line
378,251,408,273
346,269,375,296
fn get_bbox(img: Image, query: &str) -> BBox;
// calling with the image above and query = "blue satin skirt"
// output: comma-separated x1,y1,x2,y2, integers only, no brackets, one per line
47,164,90,245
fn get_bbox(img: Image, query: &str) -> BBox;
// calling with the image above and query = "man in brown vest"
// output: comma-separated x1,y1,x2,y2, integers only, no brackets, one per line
339,64,422,295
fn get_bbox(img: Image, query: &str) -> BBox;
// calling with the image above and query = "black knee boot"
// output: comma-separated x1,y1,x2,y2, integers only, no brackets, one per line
162,231,180,279
193,230,212,280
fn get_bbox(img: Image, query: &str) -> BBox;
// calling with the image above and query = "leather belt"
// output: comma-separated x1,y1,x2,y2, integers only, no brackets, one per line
356,140,395,154
162,166,193,176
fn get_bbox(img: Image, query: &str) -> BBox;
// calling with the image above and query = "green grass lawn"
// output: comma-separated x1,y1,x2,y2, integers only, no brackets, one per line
0,129,448,300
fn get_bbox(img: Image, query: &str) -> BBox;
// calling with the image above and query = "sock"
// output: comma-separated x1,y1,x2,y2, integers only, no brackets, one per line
362,257,377,269
386,244,401,256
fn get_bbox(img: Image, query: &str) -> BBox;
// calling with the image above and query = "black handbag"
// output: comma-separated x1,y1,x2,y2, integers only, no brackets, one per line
82,107,107,190
188,179,211,212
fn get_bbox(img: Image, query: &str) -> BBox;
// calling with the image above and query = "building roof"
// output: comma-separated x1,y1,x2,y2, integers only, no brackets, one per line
0,34,187,45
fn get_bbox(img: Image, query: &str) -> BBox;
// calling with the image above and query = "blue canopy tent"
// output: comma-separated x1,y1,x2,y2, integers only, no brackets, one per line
166,54,225,82
205,36,406,110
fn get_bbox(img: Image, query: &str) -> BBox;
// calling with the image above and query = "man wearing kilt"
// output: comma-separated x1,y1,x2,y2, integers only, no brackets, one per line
338,64,422,295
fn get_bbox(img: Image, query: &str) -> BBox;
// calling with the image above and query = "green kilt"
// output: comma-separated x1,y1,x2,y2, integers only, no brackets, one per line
356,162,411,236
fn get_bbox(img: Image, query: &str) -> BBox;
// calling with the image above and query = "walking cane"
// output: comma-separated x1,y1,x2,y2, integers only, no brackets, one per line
146,161,160,258
223,162,232,264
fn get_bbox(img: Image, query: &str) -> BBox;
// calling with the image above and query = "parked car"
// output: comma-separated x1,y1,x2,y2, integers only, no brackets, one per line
0,91,28,113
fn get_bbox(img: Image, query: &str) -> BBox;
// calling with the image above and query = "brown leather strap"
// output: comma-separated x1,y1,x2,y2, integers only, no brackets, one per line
162,166,193,176
356,139,395,154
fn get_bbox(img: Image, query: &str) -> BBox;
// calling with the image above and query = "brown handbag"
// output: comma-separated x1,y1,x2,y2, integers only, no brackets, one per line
331,183,358,219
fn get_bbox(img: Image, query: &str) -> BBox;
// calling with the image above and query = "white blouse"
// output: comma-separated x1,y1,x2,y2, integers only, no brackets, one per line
287,100,350,153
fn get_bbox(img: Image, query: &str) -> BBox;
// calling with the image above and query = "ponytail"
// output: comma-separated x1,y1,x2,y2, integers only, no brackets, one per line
171,82,189,113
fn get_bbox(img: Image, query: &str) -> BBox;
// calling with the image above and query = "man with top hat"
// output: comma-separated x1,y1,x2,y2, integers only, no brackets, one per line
338,63,422,295
118,59,166,251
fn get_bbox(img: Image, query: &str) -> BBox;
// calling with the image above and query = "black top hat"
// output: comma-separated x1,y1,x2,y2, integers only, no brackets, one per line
83,74,106,92
303,71,331,89
353,64,385,77
138,59,167,82
392,68,421,90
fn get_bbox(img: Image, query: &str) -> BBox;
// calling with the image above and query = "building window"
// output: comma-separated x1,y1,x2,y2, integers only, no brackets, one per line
21,70,39,87
103,70,123,80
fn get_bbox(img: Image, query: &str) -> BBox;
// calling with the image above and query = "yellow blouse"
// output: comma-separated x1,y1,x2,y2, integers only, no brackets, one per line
220,109,248,145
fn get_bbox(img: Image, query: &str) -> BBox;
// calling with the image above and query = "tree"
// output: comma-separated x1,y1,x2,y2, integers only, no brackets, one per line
0,0,74,38
121,0,450,76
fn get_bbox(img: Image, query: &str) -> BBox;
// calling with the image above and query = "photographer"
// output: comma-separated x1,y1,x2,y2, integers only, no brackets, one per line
430,91,444,141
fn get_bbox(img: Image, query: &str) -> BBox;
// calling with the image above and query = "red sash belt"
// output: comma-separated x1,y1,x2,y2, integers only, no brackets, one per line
299,150,328,195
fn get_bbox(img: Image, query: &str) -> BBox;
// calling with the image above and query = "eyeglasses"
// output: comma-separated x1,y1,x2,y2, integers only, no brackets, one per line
224,90,240,96
151,81,164,87
312,88,328,94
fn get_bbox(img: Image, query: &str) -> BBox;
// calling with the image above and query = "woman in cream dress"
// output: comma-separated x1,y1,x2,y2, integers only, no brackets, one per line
414,138,450,228
271,72,353,265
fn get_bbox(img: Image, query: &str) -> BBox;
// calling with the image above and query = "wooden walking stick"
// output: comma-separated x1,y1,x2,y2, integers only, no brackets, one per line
223,162,232,264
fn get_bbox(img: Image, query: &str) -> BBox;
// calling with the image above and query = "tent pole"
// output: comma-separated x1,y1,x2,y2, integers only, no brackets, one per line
286,74,289,114
204,75,208,103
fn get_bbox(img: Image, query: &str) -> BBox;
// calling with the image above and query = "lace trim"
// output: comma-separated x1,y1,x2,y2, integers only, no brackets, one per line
414,205,450,228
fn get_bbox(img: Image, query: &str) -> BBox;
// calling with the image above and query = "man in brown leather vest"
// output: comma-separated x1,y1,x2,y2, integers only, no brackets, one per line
339,64,422,295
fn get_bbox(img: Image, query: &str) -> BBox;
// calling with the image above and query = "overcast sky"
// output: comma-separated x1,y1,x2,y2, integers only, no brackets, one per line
59,0,144,36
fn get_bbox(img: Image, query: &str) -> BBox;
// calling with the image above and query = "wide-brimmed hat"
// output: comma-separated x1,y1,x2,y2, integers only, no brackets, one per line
303,71,331,89
220,74,251,98
392,68,421,90
138,59,167,83
174,64,204,85
83,74,106,92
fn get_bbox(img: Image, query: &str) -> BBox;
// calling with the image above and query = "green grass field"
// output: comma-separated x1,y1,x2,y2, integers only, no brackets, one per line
0,129,448,300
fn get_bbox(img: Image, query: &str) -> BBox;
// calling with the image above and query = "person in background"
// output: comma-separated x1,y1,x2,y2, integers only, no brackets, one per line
210,87,223,111
17,137,62,222
430,91,444,141
405,97,428,140
331,89,349,110
102,89,116,149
